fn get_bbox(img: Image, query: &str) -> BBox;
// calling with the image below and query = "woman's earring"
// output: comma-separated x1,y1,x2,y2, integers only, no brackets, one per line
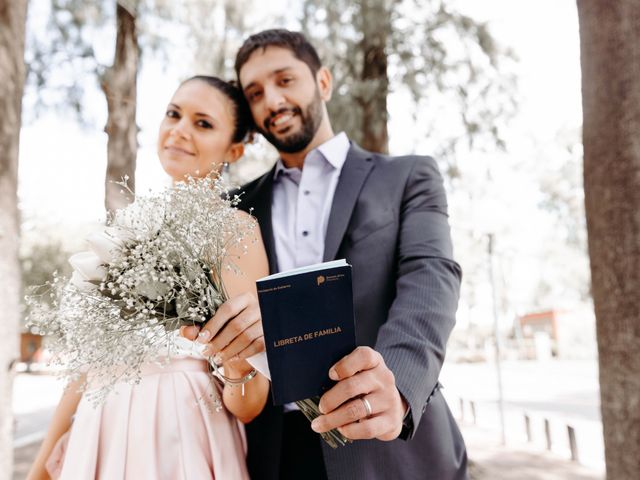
221,161,230,183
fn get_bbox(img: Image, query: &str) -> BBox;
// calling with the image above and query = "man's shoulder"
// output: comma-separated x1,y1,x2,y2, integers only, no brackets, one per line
239,170,271,193
350,143,435,166
379,153,438,170
351,145,440,180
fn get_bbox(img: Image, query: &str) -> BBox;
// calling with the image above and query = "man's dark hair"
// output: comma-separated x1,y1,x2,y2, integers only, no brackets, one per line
234,29,322,84
183,75,253,142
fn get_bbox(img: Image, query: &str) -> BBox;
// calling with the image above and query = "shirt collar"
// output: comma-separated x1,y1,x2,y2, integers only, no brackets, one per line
273,132,350,180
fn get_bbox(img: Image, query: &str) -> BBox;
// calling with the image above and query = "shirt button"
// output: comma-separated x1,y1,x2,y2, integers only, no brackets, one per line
303,190,310,195
302,231,309,237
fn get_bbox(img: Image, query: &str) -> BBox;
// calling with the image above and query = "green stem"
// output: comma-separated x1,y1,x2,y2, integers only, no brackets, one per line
295,396,351,449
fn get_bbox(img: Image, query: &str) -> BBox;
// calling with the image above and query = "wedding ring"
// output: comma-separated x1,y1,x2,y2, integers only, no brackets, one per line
361,396,373,418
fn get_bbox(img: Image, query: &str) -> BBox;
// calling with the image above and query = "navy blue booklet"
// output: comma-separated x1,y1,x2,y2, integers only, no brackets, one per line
257,260,356,405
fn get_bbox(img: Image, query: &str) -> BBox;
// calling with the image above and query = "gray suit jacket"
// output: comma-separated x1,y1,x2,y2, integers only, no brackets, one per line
239,143,468,480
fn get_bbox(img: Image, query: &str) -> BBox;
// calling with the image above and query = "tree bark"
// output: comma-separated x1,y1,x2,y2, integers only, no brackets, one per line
577,1,640,478
359,0,391,154
101,2,139,214
0,0,28,477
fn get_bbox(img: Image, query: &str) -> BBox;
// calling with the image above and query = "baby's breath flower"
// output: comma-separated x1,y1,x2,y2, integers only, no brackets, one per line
26,174,256,404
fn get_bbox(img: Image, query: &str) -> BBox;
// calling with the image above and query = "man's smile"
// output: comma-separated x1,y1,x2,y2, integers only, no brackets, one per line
272,112,294,126
265,107,302,134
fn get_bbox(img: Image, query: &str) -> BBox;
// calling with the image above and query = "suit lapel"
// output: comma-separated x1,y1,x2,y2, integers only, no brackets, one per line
323,144,374,262
244,168,279,274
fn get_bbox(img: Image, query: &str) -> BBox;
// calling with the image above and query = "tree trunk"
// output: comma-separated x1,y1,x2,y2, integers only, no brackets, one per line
0,1,28,477
101,2,139,214
577,1,640,478
359,0,391,154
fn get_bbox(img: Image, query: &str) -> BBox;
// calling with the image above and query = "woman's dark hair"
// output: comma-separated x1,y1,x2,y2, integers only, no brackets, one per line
234,29,322,84
182,75,253,143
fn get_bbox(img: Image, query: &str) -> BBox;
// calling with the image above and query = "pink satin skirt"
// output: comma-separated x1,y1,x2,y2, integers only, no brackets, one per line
47,357,249,480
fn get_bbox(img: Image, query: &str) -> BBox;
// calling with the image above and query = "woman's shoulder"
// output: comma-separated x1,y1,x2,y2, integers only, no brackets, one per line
231,169,274,211
233,208,255,222
232,209,260,232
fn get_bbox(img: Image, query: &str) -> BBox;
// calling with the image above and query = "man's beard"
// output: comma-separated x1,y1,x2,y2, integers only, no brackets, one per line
258,89,324,154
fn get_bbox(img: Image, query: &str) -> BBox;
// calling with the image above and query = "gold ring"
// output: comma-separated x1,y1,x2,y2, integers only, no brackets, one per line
361,396,373,418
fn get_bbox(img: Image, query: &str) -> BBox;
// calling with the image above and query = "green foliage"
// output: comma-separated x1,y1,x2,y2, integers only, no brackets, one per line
24,0,268,122
20,238,73,329
300,0,518,176
182,0,266,79
24,0,113,123
24,0,177,124
537,128,586,250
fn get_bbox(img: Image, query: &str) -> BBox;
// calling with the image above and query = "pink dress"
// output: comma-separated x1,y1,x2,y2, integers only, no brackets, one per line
46,357,249,480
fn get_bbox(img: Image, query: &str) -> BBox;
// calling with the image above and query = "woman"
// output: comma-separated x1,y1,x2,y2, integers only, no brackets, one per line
27,76,270,480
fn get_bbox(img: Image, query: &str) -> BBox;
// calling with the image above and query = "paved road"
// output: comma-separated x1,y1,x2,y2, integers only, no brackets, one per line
13,442,40,480
13,372,63,448
462,423,604,480
440,358,604,471
440,358,600,421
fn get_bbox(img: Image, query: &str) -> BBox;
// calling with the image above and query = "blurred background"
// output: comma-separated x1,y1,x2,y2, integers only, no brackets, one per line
2,0,618,479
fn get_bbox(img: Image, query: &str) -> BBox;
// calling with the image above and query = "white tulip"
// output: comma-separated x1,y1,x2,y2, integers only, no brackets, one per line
109,225,135,242
70,270,98,291
86,227,131,264
68,251,107,285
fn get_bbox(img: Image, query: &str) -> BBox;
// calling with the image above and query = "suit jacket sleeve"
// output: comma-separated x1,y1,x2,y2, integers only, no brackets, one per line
374,155,462,439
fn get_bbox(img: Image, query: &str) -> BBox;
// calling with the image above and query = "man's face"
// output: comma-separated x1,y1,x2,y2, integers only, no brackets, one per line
239,46,327,154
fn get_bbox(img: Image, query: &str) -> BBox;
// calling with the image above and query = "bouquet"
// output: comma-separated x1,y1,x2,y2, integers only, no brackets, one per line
26,175,256,404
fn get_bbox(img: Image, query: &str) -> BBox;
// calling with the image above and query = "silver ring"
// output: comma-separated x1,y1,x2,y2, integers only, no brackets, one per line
361,396,373,418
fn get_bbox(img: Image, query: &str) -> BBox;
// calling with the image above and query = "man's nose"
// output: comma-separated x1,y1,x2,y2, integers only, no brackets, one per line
264,86,286,113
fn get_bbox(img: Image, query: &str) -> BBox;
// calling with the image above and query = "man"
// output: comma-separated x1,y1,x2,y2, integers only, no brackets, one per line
187,29,468,479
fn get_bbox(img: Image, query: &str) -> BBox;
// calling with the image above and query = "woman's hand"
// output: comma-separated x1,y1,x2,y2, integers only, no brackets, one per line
181,292,265,362
221,357,269,423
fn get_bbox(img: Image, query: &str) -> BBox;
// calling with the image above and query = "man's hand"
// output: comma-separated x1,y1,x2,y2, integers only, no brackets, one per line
310,346,407,441
180,292,265,362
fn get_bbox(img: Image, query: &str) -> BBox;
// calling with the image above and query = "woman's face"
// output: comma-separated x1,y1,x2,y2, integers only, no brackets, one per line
158,80,239,182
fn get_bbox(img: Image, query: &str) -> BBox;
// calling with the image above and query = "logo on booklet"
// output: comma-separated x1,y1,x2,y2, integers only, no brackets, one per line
317,273,346,286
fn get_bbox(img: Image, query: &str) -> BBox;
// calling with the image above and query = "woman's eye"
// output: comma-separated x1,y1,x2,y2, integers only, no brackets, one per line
166,109,179,119
280,77,293,85
197,120,213,129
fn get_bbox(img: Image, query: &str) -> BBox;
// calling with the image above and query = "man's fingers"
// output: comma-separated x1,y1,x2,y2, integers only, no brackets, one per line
376,423,403,442
338,415,400,441
312,393,383,434
329,346,383,381
318,369,378,414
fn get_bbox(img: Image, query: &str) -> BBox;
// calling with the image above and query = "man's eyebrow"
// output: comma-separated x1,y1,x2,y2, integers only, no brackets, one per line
272,67,293,75
243,67,295,93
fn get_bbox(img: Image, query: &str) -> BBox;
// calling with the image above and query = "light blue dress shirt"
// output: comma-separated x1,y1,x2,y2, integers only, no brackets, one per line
271,132,350,412
271,132,350,274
